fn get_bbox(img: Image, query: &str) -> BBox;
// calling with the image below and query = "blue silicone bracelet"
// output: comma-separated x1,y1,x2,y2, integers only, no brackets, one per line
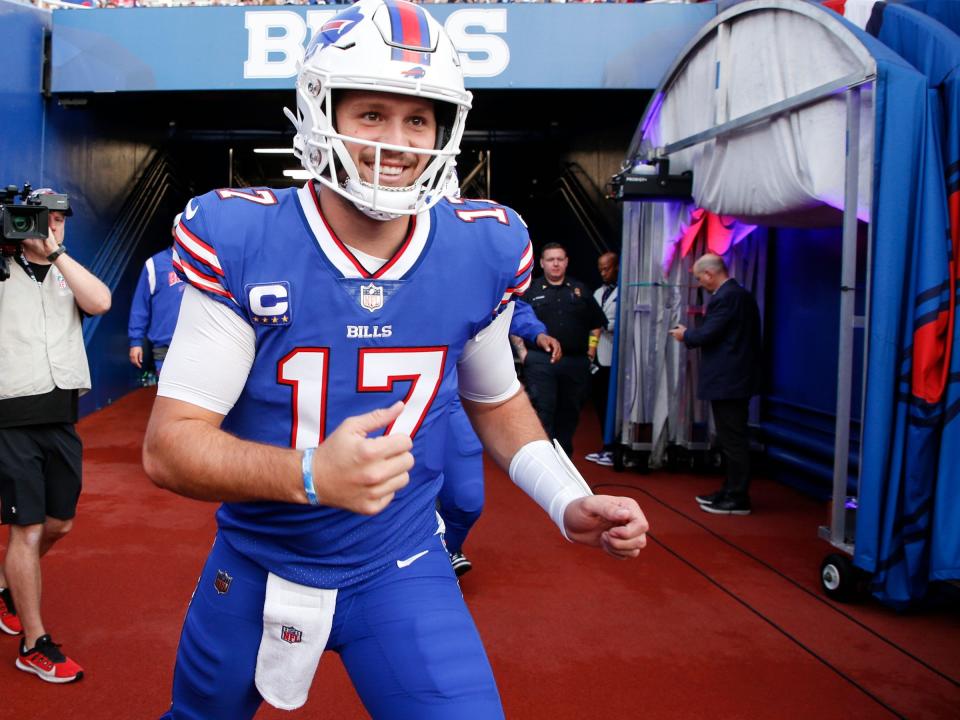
302,448,319,506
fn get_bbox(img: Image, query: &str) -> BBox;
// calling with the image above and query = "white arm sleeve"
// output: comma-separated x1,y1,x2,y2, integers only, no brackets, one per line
457,303,522,403
509,439,593,540
157,285,255,415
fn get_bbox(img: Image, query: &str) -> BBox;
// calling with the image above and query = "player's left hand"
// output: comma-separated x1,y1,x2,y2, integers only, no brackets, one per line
563,495,648,559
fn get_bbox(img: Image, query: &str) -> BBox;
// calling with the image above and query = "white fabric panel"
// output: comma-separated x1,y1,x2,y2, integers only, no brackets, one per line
593,284,618,368
836,0,879,30
617,202,765,467
648,8,874,224
146,256,156,296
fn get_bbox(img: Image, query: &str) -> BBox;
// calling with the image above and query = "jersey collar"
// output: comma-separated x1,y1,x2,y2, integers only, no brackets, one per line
297,182,432,281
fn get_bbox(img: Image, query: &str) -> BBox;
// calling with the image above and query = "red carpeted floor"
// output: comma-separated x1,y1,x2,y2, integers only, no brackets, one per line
1,388,958,718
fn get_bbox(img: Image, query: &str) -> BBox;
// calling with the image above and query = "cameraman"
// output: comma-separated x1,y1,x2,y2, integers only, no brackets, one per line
0,188,110,684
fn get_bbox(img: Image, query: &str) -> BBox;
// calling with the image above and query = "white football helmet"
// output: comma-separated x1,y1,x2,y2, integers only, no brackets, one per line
288,0,472,221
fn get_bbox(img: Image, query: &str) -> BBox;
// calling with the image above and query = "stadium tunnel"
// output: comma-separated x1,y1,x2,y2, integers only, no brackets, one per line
125,86,648,286
1,2,712,412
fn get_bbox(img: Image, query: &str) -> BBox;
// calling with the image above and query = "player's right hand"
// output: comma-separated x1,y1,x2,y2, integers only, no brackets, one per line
311,401,414,515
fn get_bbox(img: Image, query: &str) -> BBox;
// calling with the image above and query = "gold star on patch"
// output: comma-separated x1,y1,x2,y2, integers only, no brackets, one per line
282,315,289,323
271,317,278,324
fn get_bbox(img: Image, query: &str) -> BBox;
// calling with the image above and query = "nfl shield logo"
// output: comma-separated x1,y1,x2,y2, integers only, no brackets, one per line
281,625,303,644
214,570,233,595
360,282,384,312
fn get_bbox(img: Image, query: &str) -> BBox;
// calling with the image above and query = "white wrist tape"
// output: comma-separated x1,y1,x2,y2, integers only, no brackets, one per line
508,440,593,541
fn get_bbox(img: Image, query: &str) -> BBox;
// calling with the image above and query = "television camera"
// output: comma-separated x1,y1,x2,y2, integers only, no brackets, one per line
0,183,71,282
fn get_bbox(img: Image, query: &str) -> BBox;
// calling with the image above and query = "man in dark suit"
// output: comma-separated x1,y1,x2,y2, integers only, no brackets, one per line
669,253,761,515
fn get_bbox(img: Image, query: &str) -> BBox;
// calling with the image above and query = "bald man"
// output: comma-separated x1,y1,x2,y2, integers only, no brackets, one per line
585,252,619,467
669,254,761,515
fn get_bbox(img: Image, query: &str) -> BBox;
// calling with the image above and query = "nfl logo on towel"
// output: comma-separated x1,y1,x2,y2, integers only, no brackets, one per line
360,282,383,312
214,570,233,595
281,625,303,644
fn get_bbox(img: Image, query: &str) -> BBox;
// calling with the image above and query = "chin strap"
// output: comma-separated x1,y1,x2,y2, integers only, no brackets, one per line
343,178,415,222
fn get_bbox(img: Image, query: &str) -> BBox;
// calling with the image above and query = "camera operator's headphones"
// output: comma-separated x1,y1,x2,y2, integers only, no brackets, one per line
27,188,73,216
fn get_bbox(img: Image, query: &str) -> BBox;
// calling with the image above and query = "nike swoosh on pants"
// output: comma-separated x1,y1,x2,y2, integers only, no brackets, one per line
396,550,429,568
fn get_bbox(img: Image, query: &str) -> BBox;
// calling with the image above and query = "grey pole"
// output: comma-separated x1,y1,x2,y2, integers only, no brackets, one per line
829,87,862,552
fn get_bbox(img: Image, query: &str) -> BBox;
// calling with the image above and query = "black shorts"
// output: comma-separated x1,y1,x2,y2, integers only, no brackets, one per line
0,424,82,526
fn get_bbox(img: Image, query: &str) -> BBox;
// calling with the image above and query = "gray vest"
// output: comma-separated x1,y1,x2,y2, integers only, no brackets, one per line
0,259,91,399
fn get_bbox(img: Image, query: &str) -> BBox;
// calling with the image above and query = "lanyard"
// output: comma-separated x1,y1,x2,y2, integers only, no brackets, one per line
14,253,41,284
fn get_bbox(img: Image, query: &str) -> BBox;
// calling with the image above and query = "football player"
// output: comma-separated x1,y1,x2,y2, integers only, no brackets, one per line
143,1,648,718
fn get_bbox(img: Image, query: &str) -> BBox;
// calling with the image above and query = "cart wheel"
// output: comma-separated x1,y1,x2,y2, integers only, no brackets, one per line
820,553,860,602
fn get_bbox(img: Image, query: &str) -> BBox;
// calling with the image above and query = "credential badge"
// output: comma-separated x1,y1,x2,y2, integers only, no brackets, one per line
360,282,384,312
281,625,303,644
214,569,233,595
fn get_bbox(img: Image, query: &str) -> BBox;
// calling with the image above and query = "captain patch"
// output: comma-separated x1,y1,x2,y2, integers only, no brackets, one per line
247,282,292,326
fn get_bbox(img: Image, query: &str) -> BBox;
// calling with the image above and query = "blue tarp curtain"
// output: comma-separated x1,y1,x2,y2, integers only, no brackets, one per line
900,0,960,35
842,3,960,605
900,0,960,595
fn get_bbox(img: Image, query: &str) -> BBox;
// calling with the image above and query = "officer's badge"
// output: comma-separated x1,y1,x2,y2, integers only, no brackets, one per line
360,282,384,312
573,287,582,297
214,569,233,595
281,625,303,644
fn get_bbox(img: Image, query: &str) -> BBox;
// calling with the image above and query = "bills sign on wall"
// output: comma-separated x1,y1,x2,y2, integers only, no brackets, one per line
50,4,715,93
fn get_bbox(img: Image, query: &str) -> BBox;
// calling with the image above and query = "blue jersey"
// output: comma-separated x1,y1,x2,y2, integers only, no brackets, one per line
128,247,186,348
172,184,533,588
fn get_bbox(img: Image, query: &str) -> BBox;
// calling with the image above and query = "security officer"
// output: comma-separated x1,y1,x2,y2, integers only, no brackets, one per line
0,188,111,683
520,242,607,456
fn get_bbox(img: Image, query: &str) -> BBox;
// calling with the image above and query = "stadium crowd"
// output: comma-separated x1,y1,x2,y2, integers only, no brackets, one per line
33,0,668,8
32,0,653,8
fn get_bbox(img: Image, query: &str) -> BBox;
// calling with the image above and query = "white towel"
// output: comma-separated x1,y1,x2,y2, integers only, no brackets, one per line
254,573,337,710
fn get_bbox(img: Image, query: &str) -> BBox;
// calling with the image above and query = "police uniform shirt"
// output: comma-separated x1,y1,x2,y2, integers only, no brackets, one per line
522,277,607,356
